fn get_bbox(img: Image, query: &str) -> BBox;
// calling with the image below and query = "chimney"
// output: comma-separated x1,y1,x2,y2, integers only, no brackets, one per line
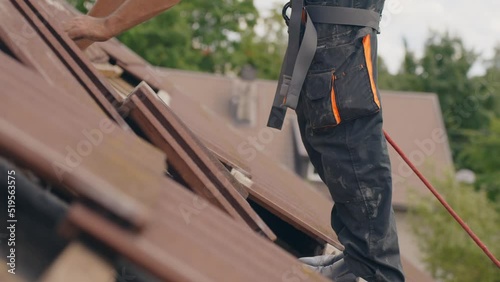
230,65,258,127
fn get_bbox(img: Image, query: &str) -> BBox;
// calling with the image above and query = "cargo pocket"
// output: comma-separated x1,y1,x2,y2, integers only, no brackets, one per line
303,34,381,131
335,34,381,121
303,71,340,130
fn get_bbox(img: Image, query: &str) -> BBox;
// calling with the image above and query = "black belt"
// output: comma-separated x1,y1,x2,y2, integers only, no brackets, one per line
267,1,382,130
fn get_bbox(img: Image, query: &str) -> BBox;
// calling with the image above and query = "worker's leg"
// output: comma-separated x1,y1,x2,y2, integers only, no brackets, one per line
296,99,405,281
295,30,404,280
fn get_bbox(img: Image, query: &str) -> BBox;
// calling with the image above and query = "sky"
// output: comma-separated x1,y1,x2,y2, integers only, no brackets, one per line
254,0,500,75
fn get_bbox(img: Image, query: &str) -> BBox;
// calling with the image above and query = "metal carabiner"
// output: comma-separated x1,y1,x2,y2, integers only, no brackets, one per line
282,1,291,26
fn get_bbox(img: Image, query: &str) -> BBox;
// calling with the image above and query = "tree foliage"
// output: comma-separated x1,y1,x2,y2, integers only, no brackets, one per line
409,176,500,282
378,32,500,203
457,118,500,205
67,0,286,79
380,32,490,134
119,0,259,74
234,3,287,79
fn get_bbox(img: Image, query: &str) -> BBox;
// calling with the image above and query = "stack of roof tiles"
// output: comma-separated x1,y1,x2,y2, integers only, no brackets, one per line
0,1,346,281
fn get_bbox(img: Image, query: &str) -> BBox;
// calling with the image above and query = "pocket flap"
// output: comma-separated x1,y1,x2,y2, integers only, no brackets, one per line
304,71,333,101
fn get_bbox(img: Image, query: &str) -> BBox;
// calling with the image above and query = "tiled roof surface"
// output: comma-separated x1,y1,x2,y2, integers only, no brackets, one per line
0,0,341,281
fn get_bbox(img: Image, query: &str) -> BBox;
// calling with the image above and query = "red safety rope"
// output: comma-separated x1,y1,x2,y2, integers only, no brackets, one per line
384,130,500,268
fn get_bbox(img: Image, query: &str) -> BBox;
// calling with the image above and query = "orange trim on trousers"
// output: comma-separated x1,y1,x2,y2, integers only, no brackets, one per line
362,34,381,108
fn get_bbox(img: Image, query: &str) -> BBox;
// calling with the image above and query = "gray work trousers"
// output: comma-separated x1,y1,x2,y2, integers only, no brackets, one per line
296,1,405,280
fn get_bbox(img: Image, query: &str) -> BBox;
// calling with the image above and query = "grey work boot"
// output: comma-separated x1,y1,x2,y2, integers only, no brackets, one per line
300,256,358,282
299,253,344,267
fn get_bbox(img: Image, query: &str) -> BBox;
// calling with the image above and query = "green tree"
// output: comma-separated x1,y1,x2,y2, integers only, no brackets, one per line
480,46,500,116
377,56,399,90
409,176,500,281
378,35,500,204
233,3,287,79
378,32,493,165
452,46,500,203
118,0,259,74
384,38,422,91
419,33,490,134
457,118,500,204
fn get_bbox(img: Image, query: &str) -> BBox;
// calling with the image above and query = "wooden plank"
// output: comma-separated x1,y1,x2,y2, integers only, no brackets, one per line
122,83,276,240
200,137,253,180
40,242,115,282
107,77,135,99
11,0,129,130
0,54,162,176
128,84,252,199
66,190,330,282
22,0,123,105
94,63,123,78
0,52,167,229
0,1,104,114
98,53,256,180
98,39,148,66
85,44,110,64
123,87,245,219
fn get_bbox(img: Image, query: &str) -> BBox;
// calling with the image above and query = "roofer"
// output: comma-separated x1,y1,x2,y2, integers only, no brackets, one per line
66,0,405,281
267,0,406,281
